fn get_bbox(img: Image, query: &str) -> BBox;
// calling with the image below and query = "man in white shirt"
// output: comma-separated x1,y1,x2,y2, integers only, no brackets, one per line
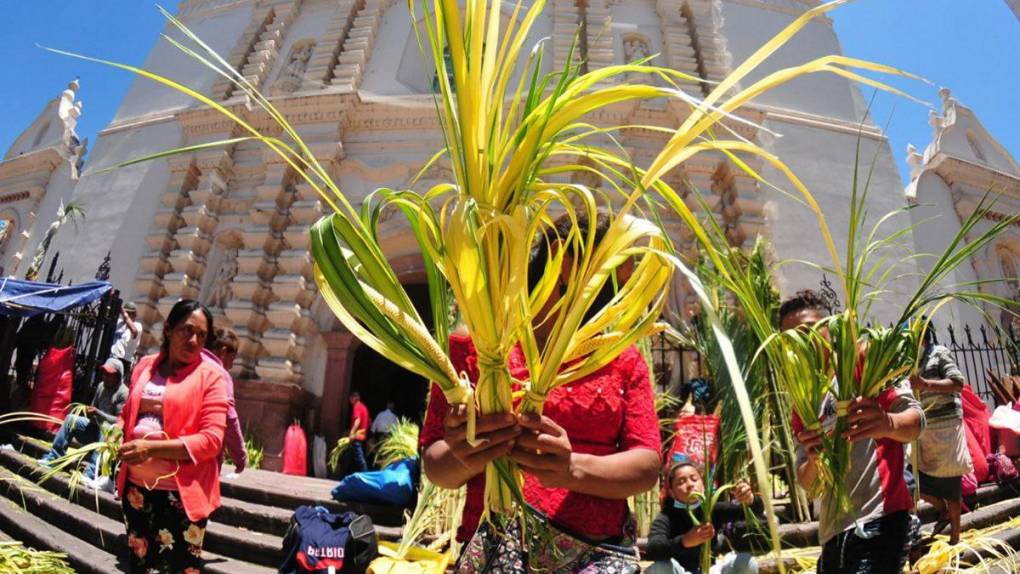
110,301,142,372
370,400,399,436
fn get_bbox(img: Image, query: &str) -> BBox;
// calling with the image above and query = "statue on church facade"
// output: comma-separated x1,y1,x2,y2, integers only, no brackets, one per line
207,247,239,310
58,78,82,148
276,42,314,94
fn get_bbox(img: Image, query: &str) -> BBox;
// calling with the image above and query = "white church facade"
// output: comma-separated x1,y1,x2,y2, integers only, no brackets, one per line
3,0,1016,467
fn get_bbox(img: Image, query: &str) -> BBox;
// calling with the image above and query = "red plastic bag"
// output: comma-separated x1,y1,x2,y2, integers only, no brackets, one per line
282,423,308,476
961,384,992,483
29,346,75,432
961,472,978,497
666,414,719,470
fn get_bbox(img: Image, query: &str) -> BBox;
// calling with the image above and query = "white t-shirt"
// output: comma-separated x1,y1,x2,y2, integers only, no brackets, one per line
111,319,143,361
371,409,399,434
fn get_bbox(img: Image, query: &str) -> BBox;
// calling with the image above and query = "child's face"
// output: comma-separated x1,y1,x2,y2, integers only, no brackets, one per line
669,464,704,504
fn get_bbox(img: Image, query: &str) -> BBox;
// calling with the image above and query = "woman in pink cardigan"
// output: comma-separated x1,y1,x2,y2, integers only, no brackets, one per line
117,299,228,573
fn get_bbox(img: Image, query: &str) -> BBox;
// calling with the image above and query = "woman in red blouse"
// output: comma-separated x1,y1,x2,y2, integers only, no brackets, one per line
421,212,662,571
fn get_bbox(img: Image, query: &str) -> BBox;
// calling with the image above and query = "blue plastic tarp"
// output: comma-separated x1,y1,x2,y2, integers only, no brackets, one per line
331,458,418,507
0,278,112,317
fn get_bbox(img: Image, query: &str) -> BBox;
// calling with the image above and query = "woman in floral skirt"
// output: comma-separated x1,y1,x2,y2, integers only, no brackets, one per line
117,299,229,573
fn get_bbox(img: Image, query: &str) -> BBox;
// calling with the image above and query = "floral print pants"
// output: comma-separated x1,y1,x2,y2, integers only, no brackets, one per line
122,484,208,574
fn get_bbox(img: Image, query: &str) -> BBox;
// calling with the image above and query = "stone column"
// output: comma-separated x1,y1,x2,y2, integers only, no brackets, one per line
319,330,360,445
301,0,362,89
331,0,397,92
551,0,582,73
138,156,199,349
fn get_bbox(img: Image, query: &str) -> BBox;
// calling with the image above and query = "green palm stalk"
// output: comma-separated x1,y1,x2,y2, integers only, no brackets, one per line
0,541,75,573
372,419,420,469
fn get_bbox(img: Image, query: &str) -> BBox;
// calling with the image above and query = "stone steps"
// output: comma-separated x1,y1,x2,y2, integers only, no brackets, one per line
0,465,273,574
0,429,406,572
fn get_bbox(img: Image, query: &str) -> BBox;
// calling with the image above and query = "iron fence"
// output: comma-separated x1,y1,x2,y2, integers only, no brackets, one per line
0,289,122,411
932,323,1019,404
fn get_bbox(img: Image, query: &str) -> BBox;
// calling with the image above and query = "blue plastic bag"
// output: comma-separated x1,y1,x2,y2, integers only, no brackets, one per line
332,458,417,507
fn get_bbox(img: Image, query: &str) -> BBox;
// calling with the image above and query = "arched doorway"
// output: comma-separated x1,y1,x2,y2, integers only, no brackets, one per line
322,283,436,443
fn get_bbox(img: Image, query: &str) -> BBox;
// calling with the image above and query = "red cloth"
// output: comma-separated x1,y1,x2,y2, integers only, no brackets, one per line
117,353,229,522
421,334,661,542
30,346,75,432
961,384,992,483
666,414,719,468
282,423,308,476
351,401,370,440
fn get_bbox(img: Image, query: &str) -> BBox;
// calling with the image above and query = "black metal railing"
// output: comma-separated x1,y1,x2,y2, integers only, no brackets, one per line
0,289,122,411
932,323,1020,404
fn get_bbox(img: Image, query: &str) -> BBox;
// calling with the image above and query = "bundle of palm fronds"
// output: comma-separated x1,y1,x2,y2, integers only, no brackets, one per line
373,419,420,469
396,477,467,561
229,425,264,470
0,407,122,496
55,0,937,564
915,515,1020,574
0,540,75,573
328,437,352,473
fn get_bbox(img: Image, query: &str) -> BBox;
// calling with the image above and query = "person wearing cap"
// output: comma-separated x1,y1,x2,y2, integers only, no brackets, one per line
38,358,129,479
110,301,143,372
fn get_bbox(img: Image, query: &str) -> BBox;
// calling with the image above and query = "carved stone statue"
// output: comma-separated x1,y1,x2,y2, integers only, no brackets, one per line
276,43,314,94
58,78,82,148
207,247,239,309
906,143,924,180
623,36,650,63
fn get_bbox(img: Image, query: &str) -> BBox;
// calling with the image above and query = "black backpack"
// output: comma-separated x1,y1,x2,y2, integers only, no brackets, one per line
278,505,378,574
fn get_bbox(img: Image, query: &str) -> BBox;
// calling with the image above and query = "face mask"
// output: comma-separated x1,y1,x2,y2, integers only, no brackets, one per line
673,499,701,511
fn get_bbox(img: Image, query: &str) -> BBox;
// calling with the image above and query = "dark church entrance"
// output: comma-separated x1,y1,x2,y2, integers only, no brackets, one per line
348,283,435,425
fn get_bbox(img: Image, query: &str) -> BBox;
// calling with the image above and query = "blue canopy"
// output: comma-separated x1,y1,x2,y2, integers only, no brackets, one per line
0,278,112,317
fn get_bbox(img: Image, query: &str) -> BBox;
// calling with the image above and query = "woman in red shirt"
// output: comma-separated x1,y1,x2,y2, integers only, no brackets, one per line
117,299,229,574
421,212,662,572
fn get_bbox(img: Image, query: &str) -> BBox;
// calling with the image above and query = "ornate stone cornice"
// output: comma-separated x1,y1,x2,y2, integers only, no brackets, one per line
177,0,253,20
929,153,1020,201
722,0,832,24
750,103,886,140
0,147,65,183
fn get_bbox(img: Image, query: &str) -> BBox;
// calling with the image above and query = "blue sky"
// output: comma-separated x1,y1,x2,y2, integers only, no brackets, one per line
0,1,1017,185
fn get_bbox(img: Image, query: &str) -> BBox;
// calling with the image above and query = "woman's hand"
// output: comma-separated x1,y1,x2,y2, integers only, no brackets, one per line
510,414,576,489
443,404,520,476
119,439,153,465
732,481,755,506
681,523,715,548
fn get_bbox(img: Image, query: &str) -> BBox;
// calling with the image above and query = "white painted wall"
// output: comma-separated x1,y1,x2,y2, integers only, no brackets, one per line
112,5,254,122
719,2,866,122
16,161,79,279
49,121,182,295
758,119,918,322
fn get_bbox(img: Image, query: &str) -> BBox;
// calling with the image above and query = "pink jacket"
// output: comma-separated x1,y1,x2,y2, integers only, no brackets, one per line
118,353,228,522
200,350,246,472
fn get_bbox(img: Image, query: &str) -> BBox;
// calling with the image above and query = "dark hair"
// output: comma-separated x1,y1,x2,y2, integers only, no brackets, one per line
778,289,828,322
207,327,240,354
350,391,361,400
666,461,701,488
162,299,214,352
527,210,616,322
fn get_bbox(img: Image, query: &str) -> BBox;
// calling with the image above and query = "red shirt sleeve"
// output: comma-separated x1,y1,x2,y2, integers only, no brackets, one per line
421,334,477,449
619,346,662,454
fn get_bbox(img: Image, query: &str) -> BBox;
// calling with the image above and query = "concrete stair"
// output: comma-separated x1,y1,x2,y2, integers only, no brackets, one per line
0,430,405,572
